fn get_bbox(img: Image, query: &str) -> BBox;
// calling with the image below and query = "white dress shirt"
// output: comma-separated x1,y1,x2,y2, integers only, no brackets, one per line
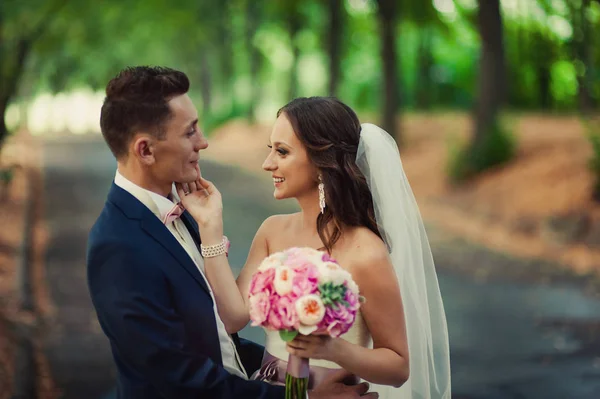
114,171,248,380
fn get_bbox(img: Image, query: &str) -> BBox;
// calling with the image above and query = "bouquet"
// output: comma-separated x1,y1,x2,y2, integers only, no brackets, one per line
248,247,362,399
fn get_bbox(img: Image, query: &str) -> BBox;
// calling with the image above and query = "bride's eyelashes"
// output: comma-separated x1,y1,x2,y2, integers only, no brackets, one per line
267,145,288,156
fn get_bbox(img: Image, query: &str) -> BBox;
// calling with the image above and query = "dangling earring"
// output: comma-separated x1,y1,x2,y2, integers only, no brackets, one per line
318,174,326,214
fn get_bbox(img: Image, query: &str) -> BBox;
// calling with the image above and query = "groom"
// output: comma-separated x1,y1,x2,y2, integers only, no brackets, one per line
87,66,376,398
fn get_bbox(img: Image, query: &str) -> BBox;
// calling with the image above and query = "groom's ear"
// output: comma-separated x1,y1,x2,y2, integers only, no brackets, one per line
132,134,156,166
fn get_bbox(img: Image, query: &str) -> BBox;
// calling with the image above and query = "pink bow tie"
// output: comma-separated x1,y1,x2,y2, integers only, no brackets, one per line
163,202,185,224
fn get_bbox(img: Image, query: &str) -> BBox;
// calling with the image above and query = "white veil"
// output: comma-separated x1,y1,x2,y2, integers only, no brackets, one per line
355,123,451,398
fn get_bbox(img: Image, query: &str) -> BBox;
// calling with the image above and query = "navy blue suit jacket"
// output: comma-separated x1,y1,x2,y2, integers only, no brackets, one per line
87,183,284,398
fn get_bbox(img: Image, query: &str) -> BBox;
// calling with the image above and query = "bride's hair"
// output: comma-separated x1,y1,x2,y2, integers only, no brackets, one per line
277,97,381,253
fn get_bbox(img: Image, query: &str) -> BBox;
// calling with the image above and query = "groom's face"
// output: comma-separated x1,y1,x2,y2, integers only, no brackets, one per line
150,94,207,186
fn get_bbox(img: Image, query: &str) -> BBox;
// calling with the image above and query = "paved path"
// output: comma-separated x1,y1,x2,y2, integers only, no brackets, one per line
41,136,600,398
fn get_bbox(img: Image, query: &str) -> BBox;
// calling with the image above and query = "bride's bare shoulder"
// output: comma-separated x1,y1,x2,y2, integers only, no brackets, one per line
260,213,299,232
258,213,300,253
341,227,390,271
256,213,300,249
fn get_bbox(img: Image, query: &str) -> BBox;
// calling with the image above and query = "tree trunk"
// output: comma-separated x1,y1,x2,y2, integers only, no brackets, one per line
327,0,343,96
217,0,234,103
0,0,65,151
0,103,8,150
0,38,32,149
575,0,595,113
537,65,552,109
245,0,261,122
199,55,212,119
472,0,505,148
415,28,433,110
376,0,400,144
288,10,301,101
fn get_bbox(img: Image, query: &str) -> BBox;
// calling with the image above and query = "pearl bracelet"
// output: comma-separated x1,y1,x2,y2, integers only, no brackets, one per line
200,236,229,258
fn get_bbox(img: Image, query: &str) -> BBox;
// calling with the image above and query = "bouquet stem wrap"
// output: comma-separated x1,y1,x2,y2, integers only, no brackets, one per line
285,354,309,399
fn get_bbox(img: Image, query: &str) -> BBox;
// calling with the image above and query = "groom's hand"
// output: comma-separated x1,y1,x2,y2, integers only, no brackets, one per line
309,369,378,398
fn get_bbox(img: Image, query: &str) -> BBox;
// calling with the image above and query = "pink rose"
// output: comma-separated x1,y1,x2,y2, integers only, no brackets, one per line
318,303,357,337
249,268,275,296
344,289,360,311
249,291,271,326
263,293,281,330
292,264,319,297
321,253,335,262
284,254,307,269
274,295,299,330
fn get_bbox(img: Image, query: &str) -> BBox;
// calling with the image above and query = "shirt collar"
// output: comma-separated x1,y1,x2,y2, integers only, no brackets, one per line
114,170,180,222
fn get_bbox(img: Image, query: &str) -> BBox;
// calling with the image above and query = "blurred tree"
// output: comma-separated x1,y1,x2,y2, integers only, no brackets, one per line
327,0,344,96
1,0,597,147
269,0,304,101
199,55,213,120
472,0,505,147
504,1,557,110
287,1,302,101
375,0,400,144
451,0,515,182
217,0,235,97
138,0,228,126
414,27,434,109
0,0,67,149
245,0,264,121
403,0,448,109
531,27,559,110
568,0,597,113
539,0,599,112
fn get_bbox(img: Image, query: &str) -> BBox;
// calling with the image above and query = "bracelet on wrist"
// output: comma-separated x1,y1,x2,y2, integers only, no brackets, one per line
200,235,230,258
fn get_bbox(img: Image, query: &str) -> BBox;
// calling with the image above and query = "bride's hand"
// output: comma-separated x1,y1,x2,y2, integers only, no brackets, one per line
286,334,342,362
175,167,223,240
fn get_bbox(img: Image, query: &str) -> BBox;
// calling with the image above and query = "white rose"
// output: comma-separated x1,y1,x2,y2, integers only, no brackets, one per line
258,253,285,272
317,262,348,286
274,266,295,295
299,249,324,266
295,294,326,327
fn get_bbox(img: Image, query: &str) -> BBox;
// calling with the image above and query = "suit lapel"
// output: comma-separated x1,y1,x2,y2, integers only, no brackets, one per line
180,211,202,251
109,183,212,297
140,213,212,297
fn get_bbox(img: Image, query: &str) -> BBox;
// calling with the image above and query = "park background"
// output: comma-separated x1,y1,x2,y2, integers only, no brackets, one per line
1,0,600,398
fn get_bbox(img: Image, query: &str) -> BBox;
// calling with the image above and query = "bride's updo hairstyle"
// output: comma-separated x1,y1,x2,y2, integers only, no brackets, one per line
277,97,381,253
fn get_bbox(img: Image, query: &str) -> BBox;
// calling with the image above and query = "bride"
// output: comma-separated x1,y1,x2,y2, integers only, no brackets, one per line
180,97,451,398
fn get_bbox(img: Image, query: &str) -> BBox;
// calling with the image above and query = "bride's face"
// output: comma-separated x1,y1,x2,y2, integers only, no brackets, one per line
262,114,318,200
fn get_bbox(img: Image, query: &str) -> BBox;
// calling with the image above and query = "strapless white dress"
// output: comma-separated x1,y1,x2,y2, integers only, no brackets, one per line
251,310,372,391
264,310,371,369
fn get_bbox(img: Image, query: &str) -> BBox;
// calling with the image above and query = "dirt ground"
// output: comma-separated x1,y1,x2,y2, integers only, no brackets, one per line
203,112,600,276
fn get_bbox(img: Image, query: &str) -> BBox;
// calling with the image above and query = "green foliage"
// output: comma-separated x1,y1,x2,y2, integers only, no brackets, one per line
203,103,249,134
279,329,299,342
448,120,517,182
1,0,598,135
0,167,14,185
319,282,348,308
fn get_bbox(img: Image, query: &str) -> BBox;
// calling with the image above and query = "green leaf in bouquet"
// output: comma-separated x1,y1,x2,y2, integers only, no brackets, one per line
279,329,299,342
319,283,347,307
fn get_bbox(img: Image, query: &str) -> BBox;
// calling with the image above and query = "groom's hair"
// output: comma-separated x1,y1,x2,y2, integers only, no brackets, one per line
100,66,190,159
